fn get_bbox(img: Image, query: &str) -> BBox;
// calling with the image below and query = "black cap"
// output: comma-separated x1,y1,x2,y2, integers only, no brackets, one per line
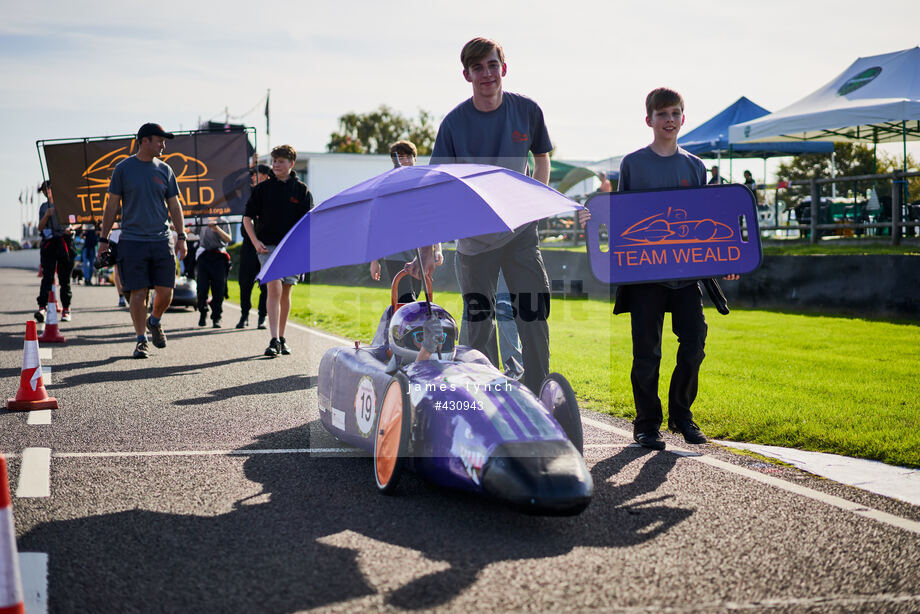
38,180,51,193
137,123,175,140
249,164,272,176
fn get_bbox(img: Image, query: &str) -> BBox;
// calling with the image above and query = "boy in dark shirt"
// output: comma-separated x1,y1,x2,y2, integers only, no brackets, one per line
243,145,313,357
236,165,272,329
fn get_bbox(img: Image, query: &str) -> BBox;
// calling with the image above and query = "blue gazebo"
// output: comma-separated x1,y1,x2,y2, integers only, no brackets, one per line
679,96,834,181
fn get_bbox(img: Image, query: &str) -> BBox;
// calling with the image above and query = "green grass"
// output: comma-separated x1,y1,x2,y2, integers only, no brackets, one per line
760,241,920,256
228,283,920,468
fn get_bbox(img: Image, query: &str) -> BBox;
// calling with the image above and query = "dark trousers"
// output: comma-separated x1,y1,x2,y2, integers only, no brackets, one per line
197,251,228,321
626,283,707,433
183,240,198,279
238,243,266,320
457,228,550,394
38,236,75,309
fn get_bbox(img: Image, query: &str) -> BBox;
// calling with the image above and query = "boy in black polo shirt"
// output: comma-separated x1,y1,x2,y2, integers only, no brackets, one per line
243,145,313,357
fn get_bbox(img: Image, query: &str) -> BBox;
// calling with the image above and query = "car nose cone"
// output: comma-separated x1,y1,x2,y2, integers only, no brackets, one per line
481,440,593,516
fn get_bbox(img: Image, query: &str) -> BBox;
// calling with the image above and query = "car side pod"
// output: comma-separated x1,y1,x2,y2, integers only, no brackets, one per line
480,440,593,516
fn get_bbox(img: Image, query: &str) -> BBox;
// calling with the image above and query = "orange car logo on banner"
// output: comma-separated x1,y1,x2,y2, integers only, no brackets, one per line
79,141,213,211
620,207,735,246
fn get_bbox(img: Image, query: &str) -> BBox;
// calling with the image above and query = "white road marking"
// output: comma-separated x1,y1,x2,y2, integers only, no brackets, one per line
26,411,51,426
53,448,356,459
581,416,920,535
284,320,351,344
609,592,920,613
223,301,351,344
38,348,51,361
15,448,51,498
19,552,48,614
41,367,50,386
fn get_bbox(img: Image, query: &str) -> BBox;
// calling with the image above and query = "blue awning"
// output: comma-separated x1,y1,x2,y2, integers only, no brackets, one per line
679,96,834,158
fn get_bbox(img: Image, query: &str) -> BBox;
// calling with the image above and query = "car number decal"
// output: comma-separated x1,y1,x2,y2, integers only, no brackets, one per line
354,376,377,438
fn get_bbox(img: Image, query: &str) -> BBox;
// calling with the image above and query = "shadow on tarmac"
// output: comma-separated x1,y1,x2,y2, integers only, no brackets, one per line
53,357,257,387
19,423,692,611
174,374,317,405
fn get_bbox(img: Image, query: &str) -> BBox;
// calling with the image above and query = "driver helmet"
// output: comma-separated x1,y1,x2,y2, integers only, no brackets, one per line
389,301,457,362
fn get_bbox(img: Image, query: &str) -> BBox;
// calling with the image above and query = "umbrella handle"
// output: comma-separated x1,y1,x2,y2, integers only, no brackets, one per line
391,268,433,312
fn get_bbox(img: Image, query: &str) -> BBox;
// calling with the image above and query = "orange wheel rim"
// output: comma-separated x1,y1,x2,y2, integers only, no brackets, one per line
375,383,403,486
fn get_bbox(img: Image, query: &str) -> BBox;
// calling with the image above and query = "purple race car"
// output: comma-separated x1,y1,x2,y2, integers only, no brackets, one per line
318,273,593,515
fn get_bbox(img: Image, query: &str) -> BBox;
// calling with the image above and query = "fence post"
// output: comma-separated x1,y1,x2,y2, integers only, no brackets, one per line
891,173,902,246
809,178,819,244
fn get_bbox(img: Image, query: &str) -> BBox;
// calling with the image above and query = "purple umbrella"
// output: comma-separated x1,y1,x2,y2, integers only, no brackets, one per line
257,164,582,282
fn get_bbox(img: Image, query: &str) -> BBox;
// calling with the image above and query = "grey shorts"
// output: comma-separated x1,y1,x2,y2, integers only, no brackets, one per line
257,245,299,285
117,239,176,291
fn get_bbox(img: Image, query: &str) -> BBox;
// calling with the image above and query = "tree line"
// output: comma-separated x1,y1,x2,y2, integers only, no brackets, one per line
326,105,436,155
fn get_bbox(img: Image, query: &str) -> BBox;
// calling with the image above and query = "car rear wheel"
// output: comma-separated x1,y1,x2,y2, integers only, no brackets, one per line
539,373,583,454
374,375,411,494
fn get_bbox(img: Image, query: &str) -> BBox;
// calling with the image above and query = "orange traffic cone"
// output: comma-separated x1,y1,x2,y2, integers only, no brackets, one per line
52,284,62,314
0,457,25,614
8,322,58,411
37,291,64,344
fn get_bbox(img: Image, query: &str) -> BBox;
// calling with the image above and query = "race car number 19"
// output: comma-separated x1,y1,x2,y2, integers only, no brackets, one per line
354,376,377,438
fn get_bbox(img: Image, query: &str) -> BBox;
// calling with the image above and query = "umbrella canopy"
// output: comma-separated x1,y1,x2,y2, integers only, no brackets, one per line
729,47,920,144
257,164,582,282
680,96,834,157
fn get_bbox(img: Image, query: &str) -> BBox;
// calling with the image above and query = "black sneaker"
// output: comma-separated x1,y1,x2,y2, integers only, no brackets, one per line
257,316,267,330
235,316,248,329
34,308,45,323
279,337,291,355
146,317,167,348
264,338,281,357
212,319,222,328
198,311,207,327
133,340,150,359
634,430,666,450
669,420,707,444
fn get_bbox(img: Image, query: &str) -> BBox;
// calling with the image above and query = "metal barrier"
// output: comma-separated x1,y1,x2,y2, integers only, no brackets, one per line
759,170,920,245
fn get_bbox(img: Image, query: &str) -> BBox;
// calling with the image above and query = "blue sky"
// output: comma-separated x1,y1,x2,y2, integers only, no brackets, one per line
1,0,917,240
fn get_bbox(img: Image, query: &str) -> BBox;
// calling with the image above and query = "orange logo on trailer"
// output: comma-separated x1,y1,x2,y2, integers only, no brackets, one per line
76,140,214,213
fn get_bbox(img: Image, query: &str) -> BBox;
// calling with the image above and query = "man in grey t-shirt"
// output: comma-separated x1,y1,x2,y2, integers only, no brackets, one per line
100,123,188,359
429,37,552,394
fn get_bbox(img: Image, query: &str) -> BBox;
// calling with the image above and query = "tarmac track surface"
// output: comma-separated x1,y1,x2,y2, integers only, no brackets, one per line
1,268,919,614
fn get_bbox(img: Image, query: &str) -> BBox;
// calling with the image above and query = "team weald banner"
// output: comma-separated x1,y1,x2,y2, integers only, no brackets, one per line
42,131,252,224
585,184,762,284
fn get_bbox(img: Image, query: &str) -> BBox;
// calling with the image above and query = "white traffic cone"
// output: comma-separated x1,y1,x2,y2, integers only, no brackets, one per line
38,291,64,344
8,321,58,411
0,456,24,614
